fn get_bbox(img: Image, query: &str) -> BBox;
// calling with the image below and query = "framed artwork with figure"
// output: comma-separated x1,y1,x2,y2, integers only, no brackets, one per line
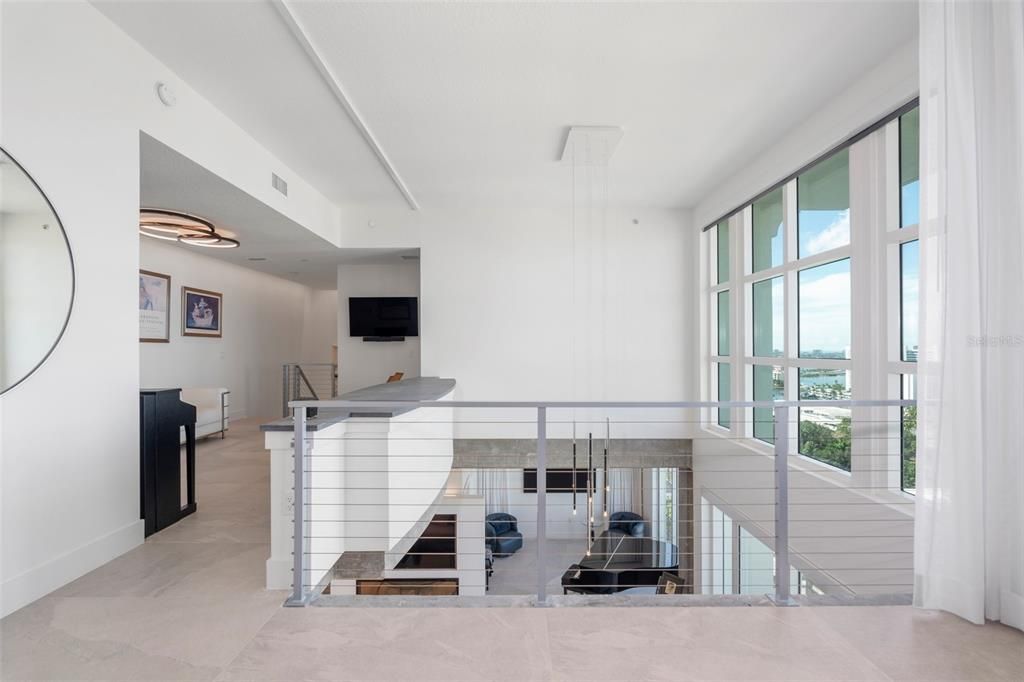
181,286,222,338
139,270,171,342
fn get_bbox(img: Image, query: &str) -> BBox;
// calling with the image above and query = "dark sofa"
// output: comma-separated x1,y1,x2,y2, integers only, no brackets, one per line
608,511,646,538
485,512,523,557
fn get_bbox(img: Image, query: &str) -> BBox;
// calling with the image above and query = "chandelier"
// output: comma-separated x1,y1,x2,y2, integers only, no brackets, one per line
139,208,239,248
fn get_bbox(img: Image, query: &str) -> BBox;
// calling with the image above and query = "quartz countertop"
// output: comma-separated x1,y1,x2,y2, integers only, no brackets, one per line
261,377,456,432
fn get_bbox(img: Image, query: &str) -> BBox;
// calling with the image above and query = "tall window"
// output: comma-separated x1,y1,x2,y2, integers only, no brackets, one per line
797,258,851,360
717,291,730,356
752,365,783,443
650,468,679,545
798,148,850,257
752,277,784,357
752,189,784,272
702,498,800,595
798,368,851,470
901,375,917,493
896,106,920,492
900,108,920,228
703,101,919,490
796,253,852,469
901,240,919,362
717,363,731,428
793,153,853,468
716,219,730,283
701,498,733,595
711,220,732,429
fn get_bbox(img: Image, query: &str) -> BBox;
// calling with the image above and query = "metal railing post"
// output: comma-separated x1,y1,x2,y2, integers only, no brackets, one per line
536,406,547,604
281,365,289,418
286,405,308,606
772,404,796,606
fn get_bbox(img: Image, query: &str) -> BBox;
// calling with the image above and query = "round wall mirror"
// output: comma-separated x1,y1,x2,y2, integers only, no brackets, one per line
0,147,75,394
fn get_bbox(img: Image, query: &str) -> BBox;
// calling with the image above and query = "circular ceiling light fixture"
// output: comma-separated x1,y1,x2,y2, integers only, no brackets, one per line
139,208,239,248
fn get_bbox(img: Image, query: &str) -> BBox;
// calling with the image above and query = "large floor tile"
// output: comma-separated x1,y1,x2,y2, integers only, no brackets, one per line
544,606,891,681
804,605,1024,681
4,417,1022,682
0,592,279,681
218,607,553,681
51,541,273,600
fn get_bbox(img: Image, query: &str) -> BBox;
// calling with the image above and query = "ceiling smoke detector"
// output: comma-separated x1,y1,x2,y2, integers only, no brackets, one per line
155,82,177,107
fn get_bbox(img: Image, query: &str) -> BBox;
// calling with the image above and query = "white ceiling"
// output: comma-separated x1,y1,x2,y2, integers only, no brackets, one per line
140,134,415,289
98,1,918,211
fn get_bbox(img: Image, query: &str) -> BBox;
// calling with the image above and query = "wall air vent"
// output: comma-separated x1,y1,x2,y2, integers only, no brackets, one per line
401,255,420,261
271,173,288,196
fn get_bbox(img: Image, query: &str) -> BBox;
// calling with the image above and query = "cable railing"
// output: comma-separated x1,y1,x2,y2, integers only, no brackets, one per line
281,363,337,417
277,398,915,606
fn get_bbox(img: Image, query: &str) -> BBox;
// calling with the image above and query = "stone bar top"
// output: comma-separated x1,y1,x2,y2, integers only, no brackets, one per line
260,376,456,432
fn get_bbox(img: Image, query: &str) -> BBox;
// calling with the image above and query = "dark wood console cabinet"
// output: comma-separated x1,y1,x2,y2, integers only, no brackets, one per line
140,388,197,537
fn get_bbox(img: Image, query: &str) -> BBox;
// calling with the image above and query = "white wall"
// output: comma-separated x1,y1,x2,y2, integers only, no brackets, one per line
140,239,334,418
336,262,420,392
693,39,918,229
423,206,694,439
0,0,338,617
301,288,339,365
330,204,694,438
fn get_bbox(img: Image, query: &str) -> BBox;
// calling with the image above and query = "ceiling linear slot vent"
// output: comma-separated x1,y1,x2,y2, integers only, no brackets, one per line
272,172,288,196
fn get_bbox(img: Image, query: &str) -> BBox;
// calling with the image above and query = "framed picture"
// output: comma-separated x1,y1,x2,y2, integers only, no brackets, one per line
181,286,222,338
139,270,171,342
656,572,687,595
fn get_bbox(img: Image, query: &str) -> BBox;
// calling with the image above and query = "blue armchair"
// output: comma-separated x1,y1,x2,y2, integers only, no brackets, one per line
608,511,646,538
485,512,523,557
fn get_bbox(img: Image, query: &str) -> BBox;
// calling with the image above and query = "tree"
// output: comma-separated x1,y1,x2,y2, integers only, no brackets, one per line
902,406,917,490
799,416,851,470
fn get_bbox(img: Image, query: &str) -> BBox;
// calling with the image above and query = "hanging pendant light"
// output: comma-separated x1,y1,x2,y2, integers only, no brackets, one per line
571,420,577,516
586,432,594,554
562,127,622,558
603,417,610,518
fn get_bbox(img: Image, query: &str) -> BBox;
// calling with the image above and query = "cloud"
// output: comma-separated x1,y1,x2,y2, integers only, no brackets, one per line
799,267,851,352
804,210,850,255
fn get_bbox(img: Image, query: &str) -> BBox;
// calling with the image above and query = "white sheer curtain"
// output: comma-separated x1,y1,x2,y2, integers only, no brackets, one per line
915,0,1024,630
607,468,642,517
464,469,511,515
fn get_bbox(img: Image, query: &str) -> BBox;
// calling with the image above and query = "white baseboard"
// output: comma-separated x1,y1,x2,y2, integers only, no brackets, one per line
1,519,144,618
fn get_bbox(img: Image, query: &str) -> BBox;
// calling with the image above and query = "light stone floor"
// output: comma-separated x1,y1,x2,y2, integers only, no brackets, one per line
2,418,1022,681
487,538,589,596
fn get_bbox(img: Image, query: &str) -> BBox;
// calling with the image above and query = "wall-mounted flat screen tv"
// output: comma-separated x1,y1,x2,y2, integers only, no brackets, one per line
349,297,419,338
523,468,591,493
